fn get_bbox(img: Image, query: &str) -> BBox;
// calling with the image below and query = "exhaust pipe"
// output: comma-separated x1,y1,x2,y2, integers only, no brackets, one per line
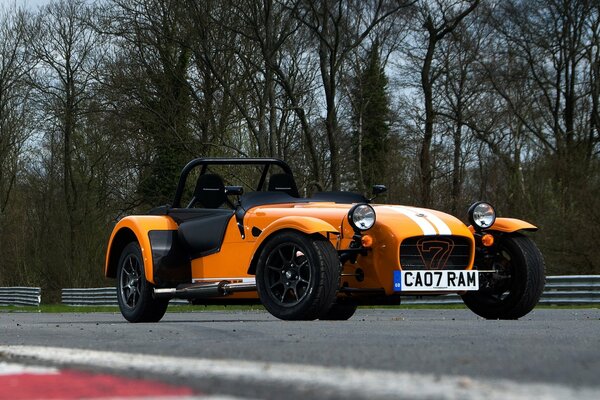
154,281,256,300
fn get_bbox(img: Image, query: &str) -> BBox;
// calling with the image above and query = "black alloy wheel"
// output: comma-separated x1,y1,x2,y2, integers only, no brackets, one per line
462,233,545,320
256,231,340,320
265,242,312,306
116,242,169,323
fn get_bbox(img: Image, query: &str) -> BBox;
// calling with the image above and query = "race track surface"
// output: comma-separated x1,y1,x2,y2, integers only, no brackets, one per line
1,308,598,399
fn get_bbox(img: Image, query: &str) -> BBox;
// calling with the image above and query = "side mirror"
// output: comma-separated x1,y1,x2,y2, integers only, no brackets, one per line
225,186,244,196
372,185,387,196
368,185,387,203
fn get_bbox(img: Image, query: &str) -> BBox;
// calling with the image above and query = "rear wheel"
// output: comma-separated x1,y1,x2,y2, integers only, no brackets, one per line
117,242,169,322
256,231,340,320
462,233,545,320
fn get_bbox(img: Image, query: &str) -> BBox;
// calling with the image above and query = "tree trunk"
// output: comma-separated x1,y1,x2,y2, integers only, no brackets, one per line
420,34,436,207
451,120,462,215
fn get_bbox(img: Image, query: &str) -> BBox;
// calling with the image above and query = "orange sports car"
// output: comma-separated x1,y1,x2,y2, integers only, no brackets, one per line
104,158,545,322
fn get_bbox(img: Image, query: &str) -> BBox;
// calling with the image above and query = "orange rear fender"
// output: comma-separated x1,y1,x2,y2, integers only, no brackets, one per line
105,215,178,284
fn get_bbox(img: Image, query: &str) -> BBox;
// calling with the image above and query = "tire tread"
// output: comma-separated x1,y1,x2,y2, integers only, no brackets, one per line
256,231,340,321
462,233,545,320
117,242,169,323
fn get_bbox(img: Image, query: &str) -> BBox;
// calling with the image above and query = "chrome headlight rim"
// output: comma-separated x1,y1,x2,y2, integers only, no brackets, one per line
348,203,376,231
468,201,496,231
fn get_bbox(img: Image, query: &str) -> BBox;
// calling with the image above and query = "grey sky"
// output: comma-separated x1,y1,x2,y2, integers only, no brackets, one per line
13,0,51,9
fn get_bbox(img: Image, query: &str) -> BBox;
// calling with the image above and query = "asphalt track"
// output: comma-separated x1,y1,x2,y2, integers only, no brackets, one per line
1,308,599,399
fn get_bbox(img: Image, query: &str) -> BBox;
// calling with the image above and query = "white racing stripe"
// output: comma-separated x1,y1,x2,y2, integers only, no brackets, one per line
0,345,597,400
405,207,453,235
385,206,437,235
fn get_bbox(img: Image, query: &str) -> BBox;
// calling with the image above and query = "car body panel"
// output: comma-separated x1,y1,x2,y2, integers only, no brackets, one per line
105,216,178,284
340,205,475,295
106,202,480,294
491,217,538,232
468,217,538,234
105,158,539,306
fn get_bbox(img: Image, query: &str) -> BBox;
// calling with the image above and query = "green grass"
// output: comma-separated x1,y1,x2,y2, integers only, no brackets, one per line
0,304,266,313
1,303,596,313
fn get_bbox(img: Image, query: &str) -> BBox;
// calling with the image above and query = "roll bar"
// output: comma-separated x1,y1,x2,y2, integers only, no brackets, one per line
171,158,297,208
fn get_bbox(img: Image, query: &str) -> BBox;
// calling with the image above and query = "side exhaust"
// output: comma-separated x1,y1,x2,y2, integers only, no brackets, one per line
154,281,256,300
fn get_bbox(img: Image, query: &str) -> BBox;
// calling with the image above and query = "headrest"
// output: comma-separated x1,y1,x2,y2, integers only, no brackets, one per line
267,173,299,197
193,173,226,208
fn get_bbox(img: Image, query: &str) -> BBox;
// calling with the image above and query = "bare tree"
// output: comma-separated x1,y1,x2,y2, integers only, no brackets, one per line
293,0,410,190
405,0,479,207
0,5,32,216
28,0,107,284
434,9,491,213
182,0,325,189
102,0,195,206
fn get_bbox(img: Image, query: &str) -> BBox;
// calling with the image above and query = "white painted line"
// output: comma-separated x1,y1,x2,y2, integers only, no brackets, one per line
0,345,597,400
386,206,437,235
0,361,58,376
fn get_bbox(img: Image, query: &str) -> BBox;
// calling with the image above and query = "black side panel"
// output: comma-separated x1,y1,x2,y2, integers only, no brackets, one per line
168,208,233,224
178,213,234,259
149,230,191,286
310,191,368,204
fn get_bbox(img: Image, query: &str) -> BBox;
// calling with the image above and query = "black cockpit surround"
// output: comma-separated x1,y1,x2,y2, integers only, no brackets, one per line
310,191,368,204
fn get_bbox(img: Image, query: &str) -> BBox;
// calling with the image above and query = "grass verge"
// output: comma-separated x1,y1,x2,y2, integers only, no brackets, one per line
0,304,267,313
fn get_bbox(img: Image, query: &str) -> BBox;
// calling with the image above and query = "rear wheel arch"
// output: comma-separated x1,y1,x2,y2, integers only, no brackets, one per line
106,228,138,279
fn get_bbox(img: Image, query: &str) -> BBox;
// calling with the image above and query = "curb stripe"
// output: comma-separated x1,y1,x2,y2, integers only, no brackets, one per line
1,346,597,400
0,361,197,399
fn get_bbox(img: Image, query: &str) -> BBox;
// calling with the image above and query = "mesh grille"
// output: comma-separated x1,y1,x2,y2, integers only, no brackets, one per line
399,236,471,270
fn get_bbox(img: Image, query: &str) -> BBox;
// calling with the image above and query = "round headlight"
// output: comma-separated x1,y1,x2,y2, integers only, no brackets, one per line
348,204,376,231
468,202,496,230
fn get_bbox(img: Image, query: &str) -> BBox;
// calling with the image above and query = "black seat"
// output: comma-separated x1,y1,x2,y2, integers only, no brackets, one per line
188,173,226,208
177,211,233,258
174,173,232,259
267,173,299,197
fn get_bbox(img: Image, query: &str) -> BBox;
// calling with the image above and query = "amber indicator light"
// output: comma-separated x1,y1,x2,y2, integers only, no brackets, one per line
361,235,374,248
481,234,494,247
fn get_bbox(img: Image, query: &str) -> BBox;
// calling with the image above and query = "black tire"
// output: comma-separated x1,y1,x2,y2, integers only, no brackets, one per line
462,233,545,320
117,242,169,323
256,231,340,320
320,303,358,321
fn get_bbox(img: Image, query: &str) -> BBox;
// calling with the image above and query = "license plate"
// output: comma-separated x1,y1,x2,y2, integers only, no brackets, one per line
393,270,478,292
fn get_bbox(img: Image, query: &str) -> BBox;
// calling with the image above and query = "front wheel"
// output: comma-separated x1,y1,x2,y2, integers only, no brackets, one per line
256,231,340,320
462,233,545,320
117,242,169,322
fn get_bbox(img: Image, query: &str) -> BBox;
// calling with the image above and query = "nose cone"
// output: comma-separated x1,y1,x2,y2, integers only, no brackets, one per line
373,205,472,238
